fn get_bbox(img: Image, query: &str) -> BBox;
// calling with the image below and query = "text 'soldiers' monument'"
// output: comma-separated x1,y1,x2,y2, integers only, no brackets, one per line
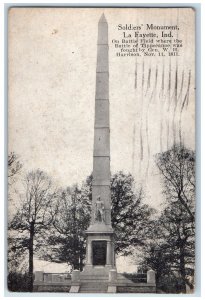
83,13,116,274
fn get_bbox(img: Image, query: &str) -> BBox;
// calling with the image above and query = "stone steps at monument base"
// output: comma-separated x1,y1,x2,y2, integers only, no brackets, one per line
80,276,108,281
80,279,108,283
79,282,108,293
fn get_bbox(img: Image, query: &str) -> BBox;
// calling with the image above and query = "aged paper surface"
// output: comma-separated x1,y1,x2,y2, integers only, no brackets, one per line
8,7,195,293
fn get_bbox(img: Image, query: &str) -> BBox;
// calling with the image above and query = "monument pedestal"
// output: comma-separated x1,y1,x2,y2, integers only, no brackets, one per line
82,227,116,277
70,222,117,293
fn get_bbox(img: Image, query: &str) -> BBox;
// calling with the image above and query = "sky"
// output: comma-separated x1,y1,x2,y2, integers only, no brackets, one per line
8,8,195,272
8,8,195,211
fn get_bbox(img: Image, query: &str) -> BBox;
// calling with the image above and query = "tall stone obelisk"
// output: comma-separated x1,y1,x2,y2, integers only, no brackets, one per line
84,13,115,274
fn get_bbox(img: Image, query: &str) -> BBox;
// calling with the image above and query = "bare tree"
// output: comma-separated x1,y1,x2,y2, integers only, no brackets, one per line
8,152,22,186
9,169,57,291
40,185,90,271
8,152,26,290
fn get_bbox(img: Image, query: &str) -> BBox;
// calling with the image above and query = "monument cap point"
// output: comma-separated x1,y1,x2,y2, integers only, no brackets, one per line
99,13,107,23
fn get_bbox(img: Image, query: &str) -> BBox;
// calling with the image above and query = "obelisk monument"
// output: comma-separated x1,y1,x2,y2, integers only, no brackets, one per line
83,13,115,275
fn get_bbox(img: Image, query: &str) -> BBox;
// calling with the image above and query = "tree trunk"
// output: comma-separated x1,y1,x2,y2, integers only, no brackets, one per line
73,261,79,270
28,221,34,292
179,245,186,293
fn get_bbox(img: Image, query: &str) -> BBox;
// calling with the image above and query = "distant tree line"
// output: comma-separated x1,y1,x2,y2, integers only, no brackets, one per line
7,144,195,293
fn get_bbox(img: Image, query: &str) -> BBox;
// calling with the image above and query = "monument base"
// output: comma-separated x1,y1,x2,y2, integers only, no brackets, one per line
33,269,156,293
68,269,156,293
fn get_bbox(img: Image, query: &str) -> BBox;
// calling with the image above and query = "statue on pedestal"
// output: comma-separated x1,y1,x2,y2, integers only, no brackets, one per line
94,196,105,223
